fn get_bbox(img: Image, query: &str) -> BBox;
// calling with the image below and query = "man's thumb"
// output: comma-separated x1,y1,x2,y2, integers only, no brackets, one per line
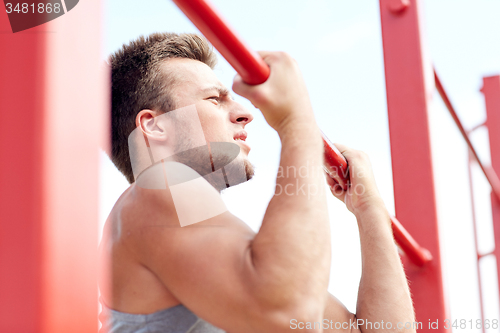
232,74,250,97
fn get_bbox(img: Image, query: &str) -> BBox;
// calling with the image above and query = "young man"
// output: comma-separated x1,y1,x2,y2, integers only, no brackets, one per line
99,32,415,333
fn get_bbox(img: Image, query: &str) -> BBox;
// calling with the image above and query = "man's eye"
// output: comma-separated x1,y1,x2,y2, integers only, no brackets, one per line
208,96,219,103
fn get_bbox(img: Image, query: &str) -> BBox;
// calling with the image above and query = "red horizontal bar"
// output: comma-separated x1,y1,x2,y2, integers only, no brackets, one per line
391,216,433,266
468,121,486,134
478,250,494,260
322,132,349,190
434,70,500,202
172,0,269,85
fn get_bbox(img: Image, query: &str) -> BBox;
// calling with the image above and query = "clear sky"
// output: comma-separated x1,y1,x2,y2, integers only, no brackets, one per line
101,0,500,329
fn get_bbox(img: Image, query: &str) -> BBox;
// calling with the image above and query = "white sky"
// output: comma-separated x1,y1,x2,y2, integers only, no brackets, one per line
101,0,500,330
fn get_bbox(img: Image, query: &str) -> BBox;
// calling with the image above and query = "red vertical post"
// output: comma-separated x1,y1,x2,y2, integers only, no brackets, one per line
0,13,46,333
379,0,450,330
468,151,486,333
0,1,107,332
482,75,500,305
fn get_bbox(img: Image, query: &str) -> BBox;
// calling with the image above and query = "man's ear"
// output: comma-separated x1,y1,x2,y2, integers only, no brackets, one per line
136,109,168,142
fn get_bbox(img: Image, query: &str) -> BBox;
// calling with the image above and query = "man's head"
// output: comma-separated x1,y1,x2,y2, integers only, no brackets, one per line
110,32,254,186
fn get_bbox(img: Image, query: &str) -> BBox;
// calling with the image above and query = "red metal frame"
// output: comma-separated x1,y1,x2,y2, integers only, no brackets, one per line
482,75,500,306
435,71,500,202
1,0,494,329
468,151,486,333
0,15,46,333
434,74,500,324
379,0,450,329
0,2,106,331
172,0,431,268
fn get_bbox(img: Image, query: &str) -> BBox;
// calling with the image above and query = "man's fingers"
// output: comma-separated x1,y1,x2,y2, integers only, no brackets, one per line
325,171,337,187
333,142,349,155
232,74,245,95
330,183,346,202
324,164,344,188
232,74,256,98
325,171,346,202
256,50,273,59
256,50,283,65
333,142,365,166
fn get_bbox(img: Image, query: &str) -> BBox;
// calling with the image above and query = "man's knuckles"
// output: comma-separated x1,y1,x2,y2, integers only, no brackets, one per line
345,149,370,163
248,88,273,109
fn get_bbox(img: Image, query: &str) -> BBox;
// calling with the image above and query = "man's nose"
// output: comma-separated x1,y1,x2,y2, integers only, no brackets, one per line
230,103,254,126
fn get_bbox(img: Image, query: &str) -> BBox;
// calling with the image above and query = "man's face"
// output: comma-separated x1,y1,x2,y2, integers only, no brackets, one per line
162,58,255,186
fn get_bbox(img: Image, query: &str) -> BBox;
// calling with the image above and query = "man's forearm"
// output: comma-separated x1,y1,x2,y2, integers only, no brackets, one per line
355,200,415,332
249,115,331,315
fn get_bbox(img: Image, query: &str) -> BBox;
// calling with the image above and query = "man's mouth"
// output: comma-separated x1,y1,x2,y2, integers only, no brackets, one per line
233,131,250,153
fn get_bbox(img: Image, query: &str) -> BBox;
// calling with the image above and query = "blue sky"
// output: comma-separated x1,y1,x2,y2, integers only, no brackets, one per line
101,0,500,328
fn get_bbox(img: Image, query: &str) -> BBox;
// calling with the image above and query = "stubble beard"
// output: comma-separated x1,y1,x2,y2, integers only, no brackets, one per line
171,139,254,192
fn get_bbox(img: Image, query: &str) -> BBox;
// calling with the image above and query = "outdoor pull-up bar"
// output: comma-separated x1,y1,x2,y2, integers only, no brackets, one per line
172,0,432,267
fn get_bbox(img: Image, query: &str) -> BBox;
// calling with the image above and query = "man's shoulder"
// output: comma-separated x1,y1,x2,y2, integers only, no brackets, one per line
107,162,256,264
119,183,179,234
100,182,177,248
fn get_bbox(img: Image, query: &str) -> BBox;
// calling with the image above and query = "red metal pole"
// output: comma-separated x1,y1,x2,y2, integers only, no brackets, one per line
321,131,349,190
468,121,486,134
467,152,486,333
391,216,432,267
379,0,450,329
172,0,269,85
435,71,500,202
0,14,46,333
481,75,500,311
0,1,107,331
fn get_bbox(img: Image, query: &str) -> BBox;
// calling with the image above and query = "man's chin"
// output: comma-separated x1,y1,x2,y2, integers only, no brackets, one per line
202,157,254,192
243,158,255,181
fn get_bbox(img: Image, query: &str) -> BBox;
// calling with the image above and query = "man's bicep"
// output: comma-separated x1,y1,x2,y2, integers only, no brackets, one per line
137,210,263,330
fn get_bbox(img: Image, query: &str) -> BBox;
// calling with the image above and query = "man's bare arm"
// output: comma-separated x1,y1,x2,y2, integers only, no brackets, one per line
327,145,415,333
355,201,415,333
235,51,331,323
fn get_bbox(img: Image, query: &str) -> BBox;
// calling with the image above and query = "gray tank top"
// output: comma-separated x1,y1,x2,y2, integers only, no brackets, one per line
99,301,226,333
